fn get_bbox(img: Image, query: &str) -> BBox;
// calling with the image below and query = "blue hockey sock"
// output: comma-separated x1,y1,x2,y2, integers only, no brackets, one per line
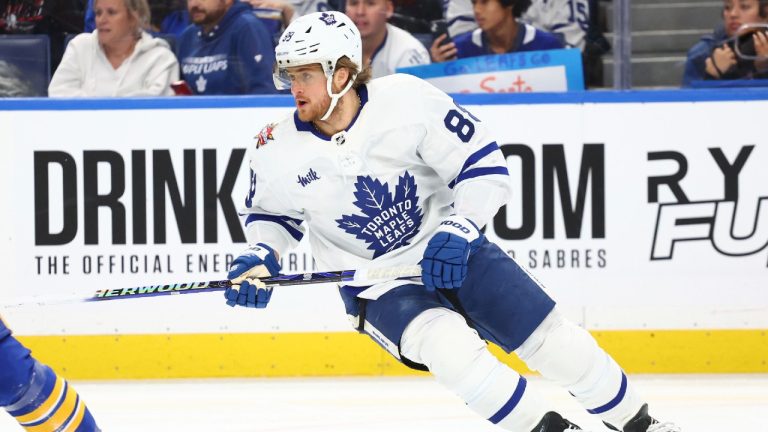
1,323,100,431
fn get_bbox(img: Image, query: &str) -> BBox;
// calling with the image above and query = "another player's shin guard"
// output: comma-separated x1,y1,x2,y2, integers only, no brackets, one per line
1,325,99,431
515,309,645,430
401,308,554,431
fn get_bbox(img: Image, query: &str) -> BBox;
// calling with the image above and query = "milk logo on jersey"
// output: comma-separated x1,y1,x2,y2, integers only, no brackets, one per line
648,145,768,264
297,168,321,187
319,12,337,25
256,123,276,149
336,171,423,258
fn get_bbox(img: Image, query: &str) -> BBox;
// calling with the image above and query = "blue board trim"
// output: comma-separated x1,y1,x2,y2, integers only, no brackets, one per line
2,88,768,111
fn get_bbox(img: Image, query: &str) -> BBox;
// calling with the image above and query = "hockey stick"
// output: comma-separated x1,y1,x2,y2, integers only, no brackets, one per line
1,264,422,308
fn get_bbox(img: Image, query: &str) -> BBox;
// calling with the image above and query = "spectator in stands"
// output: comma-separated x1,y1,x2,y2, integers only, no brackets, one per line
49,0,180,96
86,0,190,36
683,0,768,86
431,0,563,63
177,0,277,94
441,0,589,47
345,0,430,77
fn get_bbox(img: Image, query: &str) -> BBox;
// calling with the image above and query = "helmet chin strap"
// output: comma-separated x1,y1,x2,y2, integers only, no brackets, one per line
319,73,358,121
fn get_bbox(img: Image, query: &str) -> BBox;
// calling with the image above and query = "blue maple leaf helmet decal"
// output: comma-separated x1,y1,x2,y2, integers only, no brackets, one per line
336,171,424,259
319,12,337,26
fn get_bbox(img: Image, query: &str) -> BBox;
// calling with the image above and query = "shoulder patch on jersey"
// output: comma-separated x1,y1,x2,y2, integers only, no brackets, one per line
255,123,276,149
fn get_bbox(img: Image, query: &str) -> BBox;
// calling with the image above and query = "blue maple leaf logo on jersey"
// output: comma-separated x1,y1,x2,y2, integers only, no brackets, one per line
319,12,337,26
336,172,423,259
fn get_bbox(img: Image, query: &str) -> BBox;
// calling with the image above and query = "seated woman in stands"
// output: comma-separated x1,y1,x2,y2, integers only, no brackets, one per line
49,0,179,97
682,0,768,86
430,0,563,63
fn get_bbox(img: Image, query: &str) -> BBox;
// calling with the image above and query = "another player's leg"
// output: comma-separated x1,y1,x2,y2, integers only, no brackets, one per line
341,285,592,432
0,318,100,432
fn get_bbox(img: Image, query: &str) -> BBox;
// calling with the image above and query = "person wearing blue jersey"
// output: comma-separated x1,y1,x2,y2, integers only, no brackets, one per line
177,0,277,94
1,316,100,432
431,0,564,63
224,11,681,432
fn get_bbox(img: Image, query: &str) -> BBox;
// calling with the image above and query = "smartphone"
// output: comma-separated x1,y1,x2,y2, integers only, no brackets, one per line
430,19,452,46
171,80,193,96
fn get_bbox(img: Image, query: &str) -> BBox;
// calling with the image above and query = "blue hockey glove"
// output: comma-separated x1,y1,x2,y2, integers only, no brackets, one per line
225,243,281,308
421,216,484,291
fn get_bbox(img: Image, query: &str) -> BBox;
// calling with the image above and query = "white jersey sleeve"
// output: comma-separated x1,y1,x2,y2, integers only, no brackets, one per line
241,122,307,254
443,0,478,37
523,0,589,50
371,24,431,79
412,77,512,226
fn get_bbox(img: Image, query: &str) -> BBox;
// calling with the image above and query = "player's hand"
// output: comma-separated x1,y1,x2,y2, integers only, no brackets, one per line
421,216,484,291
225,243,281,308
225,277,273,308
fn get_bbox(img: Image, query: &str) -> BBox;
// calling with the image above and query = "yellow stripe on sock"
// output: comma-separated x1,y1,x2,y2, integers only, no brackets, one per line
60,397,86,432
15,376,65,425
25,381,78,432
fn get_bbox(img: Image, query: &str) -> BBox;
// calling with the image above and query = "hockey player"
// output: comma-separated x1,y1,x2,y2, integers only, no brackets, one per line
0,317,100,431
225,11,681,432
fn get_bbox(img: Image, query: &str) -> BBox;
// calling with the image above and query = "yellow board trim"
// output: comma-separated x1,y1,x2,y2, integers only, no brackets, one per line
17,329,768,380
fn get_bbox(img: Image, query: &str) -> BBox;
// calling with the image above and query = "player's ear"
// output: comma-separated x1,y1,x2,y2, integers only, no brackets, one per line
332,67,350,91
385,0,394,18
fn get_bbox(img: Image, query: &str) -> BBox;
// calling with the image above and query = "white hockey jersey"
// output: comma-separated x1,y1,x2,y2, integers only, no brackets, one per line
242,74,511,298
370,24,431,79
285,0,333,20
523,0,590,50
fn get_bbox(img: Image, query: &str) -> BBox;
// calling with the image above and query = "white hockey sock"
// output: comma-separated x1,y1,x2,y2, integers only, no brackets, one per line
401,308,550,431
516,309,645,429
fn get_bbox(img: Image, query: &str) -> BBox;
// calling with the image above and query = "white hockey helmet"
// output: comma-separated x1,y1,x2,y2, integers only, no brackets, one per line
273,12,363,120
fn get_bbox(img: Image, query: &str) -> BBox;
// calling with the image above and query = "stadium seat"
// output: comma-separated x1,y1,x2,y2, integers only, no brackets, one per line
0,35,50,97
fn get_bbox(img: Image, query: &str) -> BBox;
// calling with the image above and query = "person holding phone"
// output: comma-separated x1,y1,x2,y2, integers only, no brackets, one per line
683,0,768,86
430,0,563,63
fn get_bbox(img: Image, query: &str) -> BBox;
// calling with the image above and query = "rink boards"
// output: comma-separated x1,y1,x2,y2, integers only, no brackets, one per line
0,89,766,378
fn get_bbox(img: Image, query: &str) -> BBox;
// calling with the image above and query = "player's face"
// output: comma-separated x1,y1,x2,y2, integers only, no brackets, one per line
287,65,332,122
94,0,137,47
472,0,512,32
188,0,230,28
345,0,393,39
